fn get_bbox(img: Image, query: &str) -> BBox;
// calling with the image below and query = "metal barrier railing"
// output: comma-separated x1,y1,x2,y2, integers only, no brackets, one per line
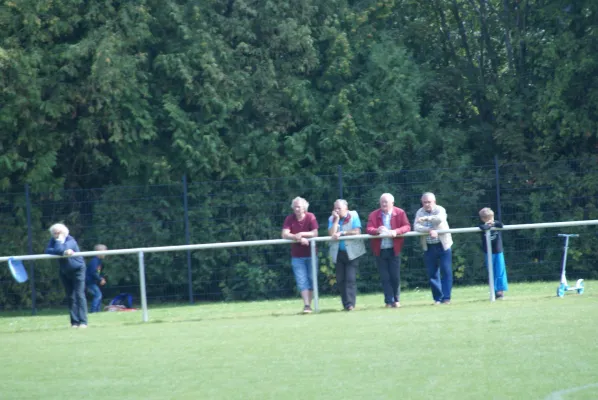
2,219,597,321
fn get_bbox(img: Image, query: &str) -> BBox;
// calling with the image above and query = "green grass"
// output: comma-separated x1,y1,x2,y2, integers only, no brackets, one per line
1,282,597,400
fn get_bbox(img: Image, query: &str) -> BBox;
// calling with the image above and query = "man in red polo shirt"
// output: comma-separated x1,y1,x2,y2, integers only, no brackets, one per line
366,193,411,308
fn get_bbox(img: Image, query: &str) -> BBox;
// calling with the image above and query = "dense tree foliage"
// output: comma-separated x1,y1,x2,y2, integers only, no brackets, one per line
3,0,596,188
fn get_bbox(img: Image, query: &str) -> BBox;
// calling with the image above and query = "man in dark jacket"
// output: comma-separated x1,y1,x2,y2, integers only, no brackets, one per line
45,223,88,328
479,207,508,299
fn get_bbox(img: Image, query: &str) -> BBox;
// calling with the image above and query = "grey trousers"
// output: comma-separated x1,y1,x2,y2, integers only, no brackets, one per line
335,250,360,309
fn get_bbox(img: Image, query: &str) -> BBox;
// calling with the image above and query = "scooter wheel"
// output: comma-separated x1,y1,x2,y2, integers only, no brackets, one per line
557,284,566,297
576,279,584,295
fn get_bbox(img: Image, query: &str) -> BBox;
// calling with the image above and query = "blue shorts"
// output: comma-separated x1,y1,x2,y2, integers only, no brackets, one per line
291,257,315,291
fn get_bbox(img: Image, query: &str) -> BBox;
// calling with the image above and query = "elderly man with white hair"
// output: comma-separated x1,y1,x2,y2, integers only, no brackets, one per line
45,223,88,328
414,192,454,305
366,193,411,308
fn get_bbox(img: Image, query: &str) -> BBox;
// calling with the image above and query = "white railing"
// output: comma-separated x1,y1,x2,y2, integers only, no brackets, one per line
2,219,597,321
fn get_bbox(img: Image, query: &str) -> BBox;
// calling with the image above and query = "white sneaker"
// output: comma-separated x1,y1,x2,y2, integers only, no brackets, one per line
79,324,88,329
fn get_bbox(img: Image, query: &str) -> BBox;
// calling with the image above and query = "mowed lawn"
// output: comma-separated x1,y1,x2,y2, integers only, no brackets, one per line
1,282,597,400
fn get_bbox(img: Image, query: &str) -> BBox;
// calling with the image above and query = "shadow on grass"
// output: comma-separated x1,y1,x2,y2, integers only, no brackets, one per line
0,308,67,318
0,297,490,328
2,285,593,332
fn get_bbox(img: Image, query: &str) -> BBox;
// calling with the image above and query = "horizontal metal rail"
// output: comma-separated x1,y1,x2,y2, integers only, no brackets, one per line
3,219,596,321
2,219,597,262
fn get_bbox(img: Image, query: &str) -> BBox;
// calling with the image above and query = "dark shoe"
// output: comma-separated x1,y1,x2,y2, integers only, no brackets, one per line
303,305,312,314
496,291,504,299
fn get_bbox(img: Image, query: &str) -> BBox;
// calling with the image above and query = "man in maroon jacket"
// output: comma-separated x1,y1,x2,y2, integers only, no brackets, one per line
366,193,411,308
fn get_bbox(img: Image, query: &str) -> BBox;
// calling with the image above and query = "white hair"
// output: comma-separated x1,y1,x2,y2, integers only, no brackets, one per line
334,199,348,208
380,193,395,203
291,196,309,211
421,192,436,201
49,223,69,236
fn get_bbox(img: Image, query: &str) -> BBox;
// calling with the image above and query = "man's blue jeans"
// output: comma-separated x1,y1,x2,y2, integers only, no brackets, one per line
423,243,453,302
87,283,103,313
60,266,88,325
291,257,314,291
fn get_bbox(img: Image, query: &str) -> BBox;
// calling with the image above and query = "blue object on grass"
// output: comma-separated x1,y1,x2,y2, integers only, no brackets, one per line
109,293,133,308
8,258,28,283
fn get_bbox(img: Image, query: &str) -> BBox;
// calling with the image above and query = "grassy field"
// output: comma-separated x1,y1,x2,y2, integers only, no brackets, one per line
1,282,597,400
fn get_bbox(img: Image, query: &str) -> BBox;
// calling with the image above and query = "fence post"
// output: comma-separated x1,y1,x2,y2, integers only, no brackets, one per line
182,175,194,304
139,251,149,322
25,184,36,315
310,240,319,312
337,165,343,199
485,230,496,302
494,155,503,221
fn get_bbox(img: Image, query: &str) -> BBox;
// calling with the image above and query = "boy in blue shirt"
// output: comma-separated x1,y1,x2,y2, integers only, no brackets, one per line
86,244,107,312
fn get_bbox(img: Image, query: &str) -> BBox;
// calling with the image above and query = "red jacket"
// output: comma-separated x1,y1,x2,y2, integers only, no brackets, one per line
366,207,411,256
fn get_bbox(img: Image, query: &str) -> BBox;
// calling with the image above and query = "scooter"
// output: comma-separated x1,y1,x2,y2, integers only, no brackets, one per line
556,234,584,297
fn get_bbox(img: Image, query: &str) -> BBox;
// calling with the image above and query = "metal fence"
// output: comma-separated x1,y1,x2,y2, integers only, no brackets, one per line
1,157,597,311
2,219,597,322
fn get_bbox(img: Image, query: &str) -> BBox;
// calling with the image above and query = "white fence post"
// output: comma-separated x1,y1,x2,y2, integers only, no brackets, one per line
138,251,149,322
485,230,495,302
310,240,319,313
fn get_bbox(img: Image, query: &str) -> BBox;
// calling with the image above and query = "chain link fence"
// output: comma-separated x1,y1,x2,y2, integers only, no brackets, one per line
1,157,597,310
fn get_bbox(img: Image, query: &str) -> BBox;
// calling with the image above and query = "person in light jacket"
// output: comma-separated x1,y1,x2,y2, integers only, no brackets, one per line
328,199,366,311
45,223,88,328
413,192,454,305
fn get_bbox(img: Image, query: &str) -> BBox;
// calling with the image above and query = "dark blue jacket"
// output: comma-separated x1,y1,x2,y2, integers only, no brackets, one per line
86,257,103,284
479,221,504,254
45,236,86,272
